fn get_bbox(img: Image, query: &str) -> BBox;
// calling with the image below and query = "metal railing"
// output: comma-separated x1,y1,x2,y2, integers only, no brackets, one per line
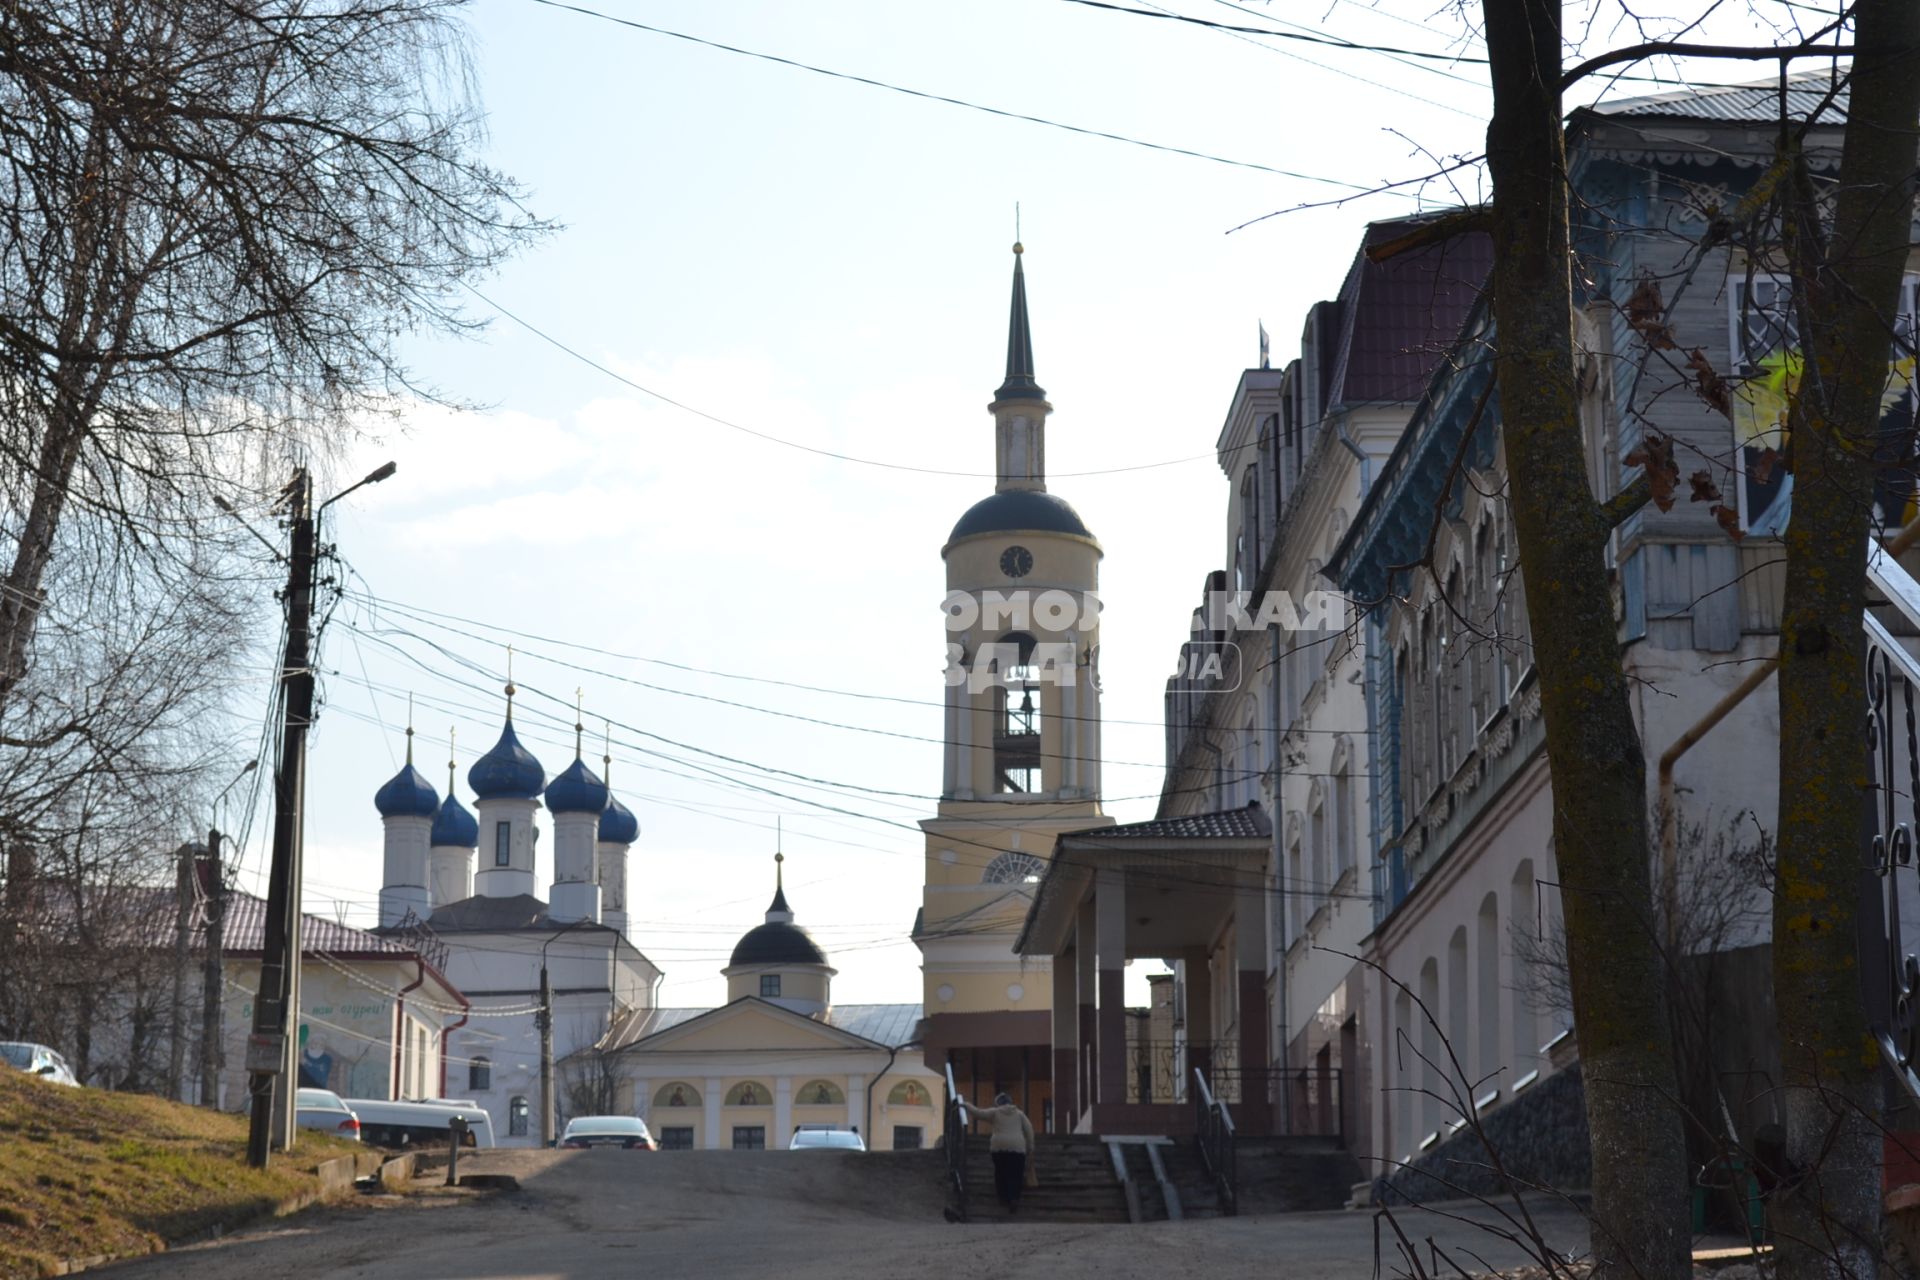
943,1062,971,1221
1281,1065,1346,1142
1193,1066,1238,1215
1124,1040,1236,1103
1863,541,1920,1103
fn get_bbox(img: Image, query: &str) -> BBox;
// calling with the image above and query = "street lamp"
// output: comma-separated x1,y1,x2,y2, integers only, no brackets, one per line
539,916,598,1147
245,461,396,1169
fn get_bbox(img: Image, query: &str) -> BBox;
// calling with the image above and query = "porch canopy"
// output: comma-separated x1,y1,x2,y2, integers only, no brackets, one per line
1014,801,1272,1135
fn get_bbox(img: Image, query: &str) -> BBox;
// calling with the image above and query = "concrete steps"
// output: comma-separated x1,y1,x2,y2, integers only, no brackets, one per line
1151,1140,1225,1219
956,1136,1129,1224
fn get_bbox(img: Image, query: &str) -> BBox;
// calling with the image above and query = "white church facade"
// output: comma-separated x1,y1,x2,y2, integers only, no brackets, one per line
369,710,663,1147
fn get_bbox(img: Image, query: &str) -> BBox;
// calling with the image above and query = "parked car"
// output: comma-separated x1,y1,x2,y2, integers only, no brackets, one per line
294,1088,362,1141
344,1098,495,1149
0,1041,78,1087
559,1116,656,1150
396,1097,496,1148
788,1128,865,1151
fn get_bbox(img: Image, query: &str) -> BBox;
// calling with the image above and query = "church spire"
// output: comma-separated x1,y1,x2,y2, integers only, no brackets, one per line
766,844,792,923
993,242,1046,405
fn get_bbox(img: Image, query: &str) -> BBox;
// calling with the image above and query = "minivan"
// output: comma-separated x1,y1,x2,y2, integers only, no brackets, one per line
342,1097,496,1149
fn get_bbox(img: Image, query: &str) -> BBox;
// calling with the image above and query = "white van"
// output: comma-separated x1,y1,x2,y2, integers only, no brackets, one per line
343,1097,496,1149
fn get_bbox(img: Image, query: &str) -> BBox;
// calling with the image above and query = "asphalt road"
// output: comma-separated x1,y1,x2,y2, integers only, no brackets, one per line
99,1148,1594,1280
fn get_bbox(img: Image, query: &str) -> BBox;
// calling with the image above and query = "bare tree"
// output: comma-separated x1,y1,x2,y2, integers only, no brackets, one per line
0,0,544,709
1763,12,1920,1277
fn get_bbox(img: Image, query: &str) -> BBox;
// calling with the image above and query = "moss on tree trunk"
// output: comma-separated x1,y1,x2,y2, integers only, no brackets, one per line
1770,7,1920,1277
1479,0,1689,1275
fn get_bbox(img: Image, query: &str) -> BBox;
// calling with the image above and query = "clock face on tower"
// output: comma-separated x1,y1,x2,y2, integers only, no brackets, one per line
1000,545,1034,579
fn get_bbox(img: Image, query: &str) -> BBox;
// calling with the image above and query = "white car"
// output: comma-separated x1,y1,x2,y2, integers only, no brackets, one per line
0,1041,78,1086
788,1128,865,1151
345,1097,495,1149
560,1115,656,1151
294,1087,362,1141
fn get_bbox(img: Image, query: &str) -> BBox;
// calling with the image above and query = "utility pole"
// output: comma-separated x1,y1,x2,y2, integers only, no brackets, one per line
227,462,391,1167
167,842,194,1100
199,828,227,1108
246,469,313,1169
539,963,554,1147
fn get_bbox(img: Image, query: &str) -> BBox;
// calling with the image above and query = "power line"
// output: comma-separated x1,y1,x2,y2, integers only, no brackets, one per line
468,284,1221,479
521,0,1414,195
1056,0,1491,65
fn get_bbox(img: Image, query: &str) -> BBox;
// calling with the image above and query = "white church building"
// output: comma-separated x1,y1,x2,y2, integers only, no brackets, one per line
370,700,663,1147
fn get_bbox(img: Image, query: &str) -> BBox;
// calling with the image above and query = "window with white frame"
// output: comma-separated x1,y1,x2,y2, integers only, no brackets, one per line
1333,755,1356,881
1286,825,1305,940
1727,273,1920,533
1308,787,1329,917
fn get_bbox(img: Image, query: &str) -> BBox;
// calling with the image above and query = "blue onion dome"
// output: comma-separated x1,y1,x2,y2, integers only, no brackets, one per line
374,763,440,819
544,757,610,815
468,720,547,801
430,794,479,848
598,793,639,844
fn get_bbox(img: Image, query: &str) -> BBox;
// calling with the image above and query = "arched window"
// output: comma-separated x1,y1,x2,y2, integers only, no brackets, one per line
1446,926,1469,1120
1307,783,1328,920
468,1055,491,1092
508,1095,529,1137
1510,860,1539,1075
725,1081,770,1107
992,632,1041,794
1476,893,1501,1097
1418,959,1441,1139
653,1081,702,1109
982,851,1045,884
797,1079,845,1106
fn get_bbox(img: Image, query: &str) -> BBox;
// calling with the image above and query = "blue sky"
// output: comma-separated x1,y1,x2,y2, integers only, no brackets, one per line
215,0,1815,1005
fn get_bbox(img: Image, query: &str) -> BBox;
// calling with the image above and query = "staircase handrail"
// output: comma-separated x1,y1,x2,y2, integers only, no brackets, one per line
943,1062,970,1221
1192,1065,1238,1215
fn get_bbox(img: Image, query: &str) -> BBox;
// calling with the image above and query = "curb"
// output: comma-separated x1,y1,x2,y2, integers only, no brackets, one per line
51,1150,381,1276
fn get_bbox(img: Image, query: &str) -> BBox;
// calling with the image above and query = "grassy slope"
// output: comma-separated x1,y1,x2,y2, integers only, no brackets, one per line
0,1069,354,1278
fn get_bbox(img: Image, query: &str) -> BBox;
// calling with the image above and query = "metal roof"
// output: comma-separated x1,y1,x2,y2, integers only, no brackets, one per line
1587,71,1849,124
601,1001,923,1052
1065,802,1272,843
1326,215,1493,409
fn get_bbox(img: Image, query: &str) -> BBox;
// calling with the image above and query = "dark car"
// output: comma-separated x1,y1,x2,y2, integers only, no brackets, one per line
559,1115,657,1150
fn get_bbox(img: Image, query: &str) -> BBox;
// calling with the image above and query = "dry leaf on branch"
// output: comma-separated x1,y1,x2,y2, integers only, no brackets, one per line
1625,278,1678,350
1710,504,1746,542
1689,470,1722,503
1624,432,1680,512
1687,348,1733,417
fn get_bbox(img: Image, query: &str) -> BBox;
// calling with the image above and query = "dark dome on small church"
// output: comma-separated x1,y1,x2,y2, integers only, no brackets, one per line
947,489,1093,546
729,919,829,968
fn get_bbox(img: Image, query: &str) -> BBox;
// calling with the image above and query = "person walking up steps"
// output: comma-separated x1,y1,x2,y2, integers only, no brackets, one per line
975,1093,1036,1212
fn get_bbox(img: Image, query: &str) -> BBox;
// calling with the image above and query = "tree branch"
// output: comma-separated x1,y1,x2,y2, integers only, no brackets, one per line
1561,39,1852,91
1602,474,1653,530
1366,207,1494,265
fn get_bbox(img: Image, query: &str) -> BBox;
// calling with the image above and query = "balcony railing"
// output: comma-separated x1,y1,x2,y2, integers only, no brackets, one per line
1863,541,1920,1104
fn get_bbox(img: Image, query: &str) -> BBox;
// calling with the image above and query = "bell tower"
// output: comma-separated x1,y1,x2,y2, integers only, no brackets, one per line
915,243,1112,1115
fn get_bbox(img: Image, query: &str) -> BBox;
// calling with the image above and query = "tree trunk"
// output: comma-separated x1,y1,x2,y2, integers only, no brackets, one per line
1771,8,1920,1277
1478,0,1689,1275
